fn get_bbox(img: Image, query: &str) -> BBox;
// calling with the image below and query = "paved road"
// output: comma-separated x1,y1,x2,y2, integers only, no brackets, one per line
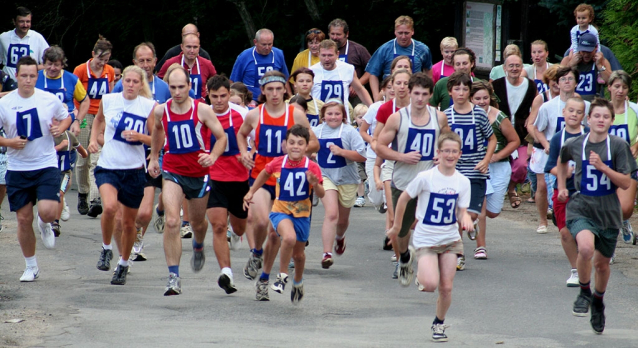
1,192,638,347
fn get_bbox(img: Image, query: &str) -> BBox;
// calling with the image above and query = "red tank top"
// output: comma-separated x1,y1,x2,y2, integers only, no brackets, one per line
209,106,249,182
252,104,296,186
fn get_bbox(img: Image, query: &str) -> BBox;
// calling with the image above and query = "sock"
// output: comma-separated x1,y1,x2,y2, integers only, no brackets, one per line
25,255,37,268
400,249,411,263
182,220,190,227
259,272,269,281
168,265,179,277
192,240,204,250
103,243,113,250
293,278,303,286
579,281,592,297
156,206,164,216
252,248,263,256
433,316,444,325
54,219,59,224
222,267,232,277
323,252,332,258
118,258,129,267
335,234,345,241
592,289,605,307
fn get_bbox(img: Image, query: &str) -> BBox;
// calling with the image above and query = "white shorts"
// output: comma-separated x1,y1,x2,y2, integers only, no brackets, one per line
529,147,549,174
486,161,512,214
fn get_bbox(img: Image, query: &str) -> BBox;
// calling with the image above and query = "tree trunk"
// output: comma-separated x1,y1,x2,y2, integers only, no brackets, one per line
304,0,321,22
229,0,256,44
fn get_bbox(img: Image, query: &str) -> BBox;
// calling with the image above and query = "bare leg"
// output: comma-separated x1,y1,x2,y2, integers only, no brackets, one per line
162,181,186,267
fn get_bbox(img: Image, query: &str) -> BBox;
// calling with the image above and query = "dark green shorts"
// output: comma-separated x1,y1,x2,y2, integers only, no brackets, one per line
567,218,619,258
391,187,417,238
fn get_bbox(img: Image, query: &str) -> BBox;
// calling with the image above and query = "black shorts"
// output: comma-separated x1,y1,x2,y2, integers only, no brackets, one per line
6,167,60,212
95,166,146,209
162,170,210,200
249,176,276,201
145,172,163,189
468,178,487,214
207,180,249,219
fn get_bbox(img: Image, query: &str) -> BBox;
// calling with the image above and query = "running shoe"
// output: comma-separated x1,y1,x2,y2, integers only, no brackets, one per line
0,211,4,233
590,301,605,334
131,227,147,261
566,269,579,287
61,199,70,221
19,266,39,282
243,252,263,280
392,262,399,279
321,253,334,269
431,323,450,342
164,273,182,296
228,229,242,251
256,279,269,301
609,253,615,265
51,221,61,238
152,204,165,234
456,255,466,271
391,254,397,262
78,193,89,215
190,248,205,272
87,198,103,218
473,247,487,260
622,220,633,244
37,216,55,249
291,282,304,304
572,293,592,317
383,235,393,250
398,246,415,287
377,203,387,214
111,264,129,285
180,223,193,238
312,194,319,207
97,248,113,271
334,237,346,255
271,272,288,294
546,208,553,220
536,225,548,234
218,272,237,294
466,220,478,240
354,196,365,207
415,277,424,291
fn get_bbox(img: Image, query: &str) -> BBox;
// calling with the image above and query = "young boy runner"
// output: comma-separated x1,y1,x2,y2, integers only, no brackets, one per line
443,71,496,270
243,125,325,303
557,98,637,334
544,97,587,287
388,132,473,342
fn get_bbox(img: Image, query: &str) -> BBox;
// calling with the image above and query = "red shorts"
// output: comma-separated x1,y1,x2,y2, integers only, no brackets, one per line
552,189,569,230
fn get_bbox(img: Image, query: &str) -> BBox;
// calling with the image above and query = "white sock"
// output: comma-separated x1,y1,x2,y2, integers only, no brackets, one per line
335,235,345,241
25,256,37,268
222,267,232,277
118,258,129,267
103,243,112,250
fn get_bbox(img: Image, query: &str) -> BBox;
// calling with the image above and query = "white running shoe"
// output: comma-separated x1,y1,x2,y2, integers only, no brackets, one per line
20,266,39,282
152,204,165,234
353,196,365,207
37,215,55,249
180,223,193,238
61,199,70,221
566,269,579,287
228,229,242,251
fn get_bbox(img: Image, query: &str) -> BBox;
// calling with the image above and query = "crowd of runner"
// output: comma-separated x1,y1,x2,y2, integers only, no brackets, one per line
0,4,635,341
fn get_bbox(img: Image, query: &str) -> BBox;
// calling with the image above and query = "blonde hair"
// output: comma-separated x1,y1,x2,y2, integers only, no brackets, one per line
440,37,458,50
121,65,152,99
503,44,522,58
353,104,368,118
395,16,414,29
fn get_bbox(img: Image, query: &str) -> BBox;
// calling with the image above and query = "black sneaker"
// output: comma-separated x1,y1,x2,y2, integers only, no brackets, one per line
87,199,103,218
572,293,592,317
590,301,605,334
218,273,237,294
111,264,128,285
97,248,113,271
78,193,89,215
51,222,61,237
383,236,393,251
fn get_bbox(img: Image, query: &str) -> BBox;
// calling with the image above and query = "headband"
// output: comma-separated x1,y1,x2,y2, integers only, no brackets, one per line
259,75,286,86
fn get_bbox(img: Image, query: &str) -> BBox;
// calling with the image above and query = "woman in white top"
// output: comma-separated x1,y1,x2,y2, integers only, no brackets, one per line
524,40,553,93
88,65,156,285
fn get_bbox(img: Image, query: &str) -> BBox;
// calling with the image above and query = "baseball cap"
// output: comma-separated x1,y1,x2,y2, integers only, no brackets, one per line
578,33,597,52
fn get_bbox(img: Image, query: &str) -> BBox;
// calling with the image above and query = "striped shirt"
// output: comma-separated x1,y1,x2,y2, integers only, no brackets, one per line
444,105,493,180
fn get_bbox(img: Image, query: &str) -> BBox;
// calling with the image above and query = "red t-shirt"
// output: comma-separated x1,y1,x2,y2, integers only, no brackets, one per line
375,99,401,124
208,104,249,182
157,53,216,100
161,99,210,177
265,156,323,218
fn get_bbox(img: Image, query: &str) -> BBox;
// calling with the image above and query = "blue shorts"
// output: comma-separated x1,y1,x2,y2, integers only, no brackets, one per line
468,179,487,215
6,167,60,212
269,212,311,243
162,170,210,200
249,176,276,201
95,166,146,209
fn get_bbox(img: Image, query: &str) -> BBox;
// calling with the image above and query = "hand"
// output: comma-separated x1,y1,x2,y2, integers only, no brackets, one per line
571,52,582,66
386,226,400,241
594,51,604,66
557,188,570,202
198,153,216,167
474,159,489,174
544,147,550,155
432,156,440,166
375,179,383,191
10,137,27,150
148,159,161,178
240,152,255,170
49,124,62,137
402,151,422,165
349,86,357,98
588,151,607,171
70,121,80,136
243,191,254,211
306,170,320,186
459,213,474,232
489,154,500,163
87,140,100,154
329,144,342,156
123,130,142,142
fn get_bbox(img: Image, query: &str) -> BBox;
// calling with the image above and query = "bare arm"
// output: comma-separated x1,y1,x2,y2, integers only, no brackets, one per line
88,103,105,153
148,105,165,178
369,74,380,102
237,108,259,169
351,72,373,106
199,104,227,166
376,112,420,164
526,94,544,142
491,117,521,162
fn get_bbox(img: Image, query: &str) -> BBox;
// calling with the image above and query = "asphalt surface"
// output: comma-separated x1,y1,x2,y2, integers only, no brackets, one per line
1,190,638,347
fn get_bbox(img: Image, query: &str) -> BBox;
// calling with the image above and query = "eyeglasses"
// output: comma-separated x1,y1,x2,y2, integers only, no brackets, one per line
440,149,460,154
306,29,322,36
559,77,575,82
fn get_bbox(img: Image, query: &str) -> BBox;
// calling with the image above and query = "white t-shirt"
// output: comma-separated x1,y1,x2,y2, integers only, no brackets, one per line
535,96,591,142
362,101,382,159
310,60,354,104
98,93,155,169
0,29,49,79
405,166,471,248
506,78,529,123
0,89,68,171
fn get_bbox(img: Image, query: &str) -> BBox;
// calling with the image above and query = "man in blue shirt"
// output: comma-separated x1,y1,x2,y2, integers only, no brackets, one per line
113,42,170,103
365,16,432,101
230,29,290,107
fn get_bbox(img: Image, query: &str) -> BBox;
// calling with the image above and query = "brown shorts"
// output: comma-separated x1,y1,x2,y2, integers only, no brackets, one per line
415,239,464,258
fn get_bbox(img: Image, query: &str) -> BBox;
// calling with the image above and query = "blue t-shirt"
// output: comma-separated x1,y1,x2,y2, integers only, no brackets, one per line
35,70,83,112
230,47,289,102
365,38,432,79
112,75,173,103
544,127,588,193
